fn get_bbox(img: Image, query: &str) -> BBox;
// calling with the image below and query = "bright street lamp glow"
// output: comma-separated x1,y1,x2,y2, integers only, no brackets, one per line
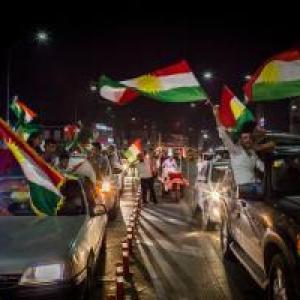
36,31,48,43
203,72,213,80
203,133,209,139
291,105,298,111
90,85,97,92
245,75,252,81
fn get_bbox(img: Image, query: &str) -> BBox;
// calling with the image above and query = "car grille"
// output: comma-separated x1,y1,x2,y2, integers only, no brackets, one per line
0,274,21,289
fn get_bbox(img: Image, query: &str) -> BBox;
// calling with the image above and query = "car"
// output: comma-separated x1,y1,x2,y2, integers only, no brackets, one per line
220,134,300,300
69,154,120,220
195,159,229,230
0,175,107,300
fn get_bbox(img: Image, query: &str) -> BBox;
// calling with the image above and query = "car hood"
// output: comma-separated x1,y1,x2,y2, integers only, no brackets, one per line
277,196,300,223
0,216,86,274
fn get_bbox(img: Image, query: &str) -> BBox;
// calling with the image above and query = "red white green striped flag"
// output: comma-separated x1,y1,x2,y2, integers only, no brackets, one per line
219,86,254,133
99,60,207,104
0,118,65,216
244,49,300,102
124,139,142,163
10,97,37,123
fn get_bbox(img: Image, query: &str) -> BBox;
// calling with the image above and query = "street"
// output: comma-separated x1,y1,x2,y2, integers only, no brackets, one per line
93,177,265,300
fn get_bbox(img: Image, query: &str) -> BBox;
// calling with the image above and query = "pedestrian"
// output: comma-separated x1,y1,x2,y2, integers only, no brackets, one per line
43,138,59,166
136,152,158,204
27,131,44,155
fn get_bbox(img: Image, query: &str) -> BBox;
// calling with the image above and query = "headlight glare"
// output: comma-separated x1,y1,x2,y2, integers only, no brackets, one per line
20,263,65,285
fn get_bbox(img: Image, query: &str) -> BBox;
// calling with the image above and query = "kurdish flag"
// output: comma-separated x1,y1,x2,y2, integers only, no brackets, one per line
244,49,300,102
10,97,39,140
99,60,207,104
11,97,37,123
219,86,254,133
0,118,65,216
124,139,142,163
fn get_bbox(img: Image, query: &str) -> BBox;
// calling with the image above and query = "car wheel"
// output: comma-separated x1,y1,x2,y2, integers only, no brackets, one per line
268,254,295,300
220,218,234,260
201,204,212,230
81,253,95,300
109,197,119,220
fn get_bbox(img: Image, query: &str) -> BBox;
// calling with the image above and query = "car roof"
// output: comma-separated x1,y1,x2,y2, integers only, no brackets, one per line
266,132,300,146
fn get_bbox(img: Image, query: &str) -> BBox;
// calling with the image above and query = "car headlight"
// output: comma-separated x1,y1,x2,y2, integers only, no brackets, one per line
101,180,112,193
210,191,220,202
20,263,66,285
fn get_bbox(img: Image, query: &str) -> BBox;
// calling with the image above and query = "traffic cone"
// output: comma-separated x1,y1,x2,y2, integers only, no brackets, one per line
115,263,124,300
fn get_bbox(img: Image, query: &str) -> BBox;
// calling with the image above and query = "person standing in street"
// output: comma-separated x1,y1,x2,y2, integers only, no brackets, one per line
136,152,158,204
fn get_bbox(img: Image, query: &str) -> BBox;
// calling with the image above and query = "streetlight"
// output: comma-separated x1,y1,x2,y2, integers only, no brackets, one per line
6,30,50,123
203,71,213,80
245,74,252,81
35,31,49,43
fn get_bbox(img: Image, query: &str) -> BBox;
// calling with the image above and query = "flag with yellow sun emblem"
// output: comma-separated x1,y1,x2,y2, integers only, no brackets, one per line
98,60,207,104
244,49,300,102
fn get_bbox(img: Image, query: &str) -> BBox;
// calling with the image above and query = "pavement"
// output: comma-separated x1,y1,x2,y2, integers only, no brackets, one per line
93,175,265,300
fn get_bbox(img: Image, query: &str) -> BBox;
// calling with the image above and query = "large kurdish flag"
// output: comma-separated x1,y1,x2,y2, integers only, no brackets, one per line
99,60,207,104
0,118,65,216
244,50,300,102
219,86,254,133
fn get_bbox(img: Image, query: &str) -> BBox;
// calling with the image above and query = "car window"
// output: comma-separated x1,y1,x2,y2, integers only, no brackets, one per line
272,156,300,195
58,180,86,216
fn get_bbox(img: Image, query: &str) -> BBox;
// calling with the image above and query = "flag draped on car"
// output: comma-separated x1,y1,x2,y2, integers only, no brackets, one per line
0,118,65,216
99,60,207,104
244,49,300,102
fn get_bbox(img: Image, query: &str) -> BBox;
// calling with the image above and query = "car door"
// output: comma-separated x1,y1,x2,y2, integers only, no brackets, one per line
235,192,266,269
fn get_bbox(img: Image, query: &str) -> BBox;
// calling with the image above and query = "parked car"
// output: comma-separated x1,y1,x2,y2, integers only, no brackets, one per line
0,175,107,300
220,134,300,300
195,158,229,230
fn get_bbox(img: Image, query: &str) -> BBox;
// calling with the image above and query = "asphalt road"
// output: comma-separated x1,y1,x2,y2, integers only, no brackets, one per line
91,175,265,300
134,189,265,300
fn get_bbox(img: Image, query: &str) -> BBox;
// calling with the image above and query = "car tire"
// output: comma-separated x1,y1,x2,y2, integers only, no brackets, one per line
268,254,296,300
109,196,119,220
220,218,234,260
201,204,214,231
81,253,95,300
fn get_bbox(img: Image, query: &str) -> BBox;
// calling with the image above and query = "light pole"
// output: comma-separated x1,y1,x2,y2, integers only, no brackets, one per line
6,30,49,123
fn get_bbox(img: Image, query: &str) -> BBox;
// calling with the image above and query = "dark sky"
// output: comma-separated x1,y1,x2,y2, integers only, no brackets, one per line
0,3,299,135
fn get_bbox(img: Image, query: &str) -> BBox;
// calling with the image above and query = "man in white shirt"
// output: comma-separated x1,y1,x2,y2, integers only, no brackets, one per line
136,152,157,204
213,105,264,194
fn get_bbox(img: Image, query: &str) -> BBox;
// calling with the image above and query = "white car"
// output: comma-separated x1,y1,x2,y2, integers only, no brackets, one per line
195,159,229,230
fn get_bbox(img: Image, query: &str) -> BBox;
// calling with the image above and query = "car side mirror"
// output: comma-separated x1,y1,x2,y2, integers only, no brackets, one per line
91,204,106,217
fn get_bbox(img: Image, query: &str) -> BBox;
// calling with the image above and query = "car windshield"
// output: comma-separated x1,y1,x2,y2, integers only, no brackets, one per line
272,156,300,195
211,165,227,183
0,178,35,216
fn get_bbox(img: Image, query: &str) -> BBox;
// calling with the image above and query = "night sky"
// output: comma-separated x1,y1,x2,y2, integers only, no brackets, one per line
0,3,299,136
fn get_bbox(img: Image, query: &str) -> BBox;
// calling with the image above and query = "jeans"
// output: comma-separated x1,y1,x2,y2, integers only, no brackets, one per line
141,177,157,203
